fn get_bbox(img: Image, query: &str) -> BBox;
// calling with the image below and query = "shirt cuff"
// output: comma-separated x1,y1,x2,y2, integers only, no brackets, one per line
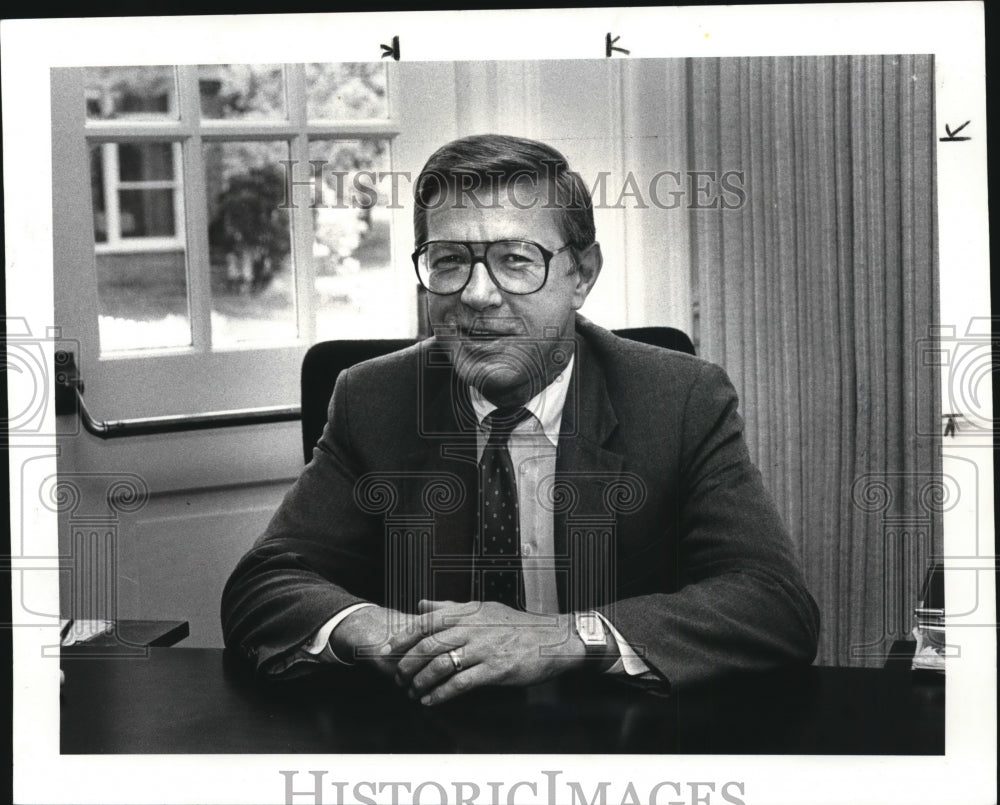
592,611,652,677
305,602,376,662
265,602,376,676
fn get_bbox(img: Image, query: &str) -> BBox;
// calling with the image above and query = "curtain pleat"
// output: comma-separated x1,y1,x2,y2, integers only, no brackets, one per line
689,55,940,667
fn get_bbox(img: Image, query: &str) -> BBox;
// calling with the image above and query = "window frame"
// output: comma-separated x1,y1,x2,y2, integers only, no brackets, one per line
83,62,401,358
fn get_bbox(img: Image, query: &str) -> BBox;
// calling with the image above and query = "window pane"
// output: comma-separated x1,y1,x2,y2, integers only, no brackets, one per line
119,142,175,182
119,189,176,237
96,251,191,351
205,141,295,346
92,142,191,353
306,63,388,120
199,65,286,120
85,66,177,120
308,139,393,339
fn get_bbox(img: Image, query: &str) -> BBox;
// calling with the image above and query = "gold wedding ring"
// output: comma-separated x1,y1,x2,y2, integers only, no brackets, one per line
447,649,463,672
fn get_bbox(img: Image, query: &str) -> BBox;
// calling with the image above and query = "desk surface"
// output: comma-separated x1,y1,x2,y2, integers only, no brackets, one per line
61,648,944,755
61,619,189,650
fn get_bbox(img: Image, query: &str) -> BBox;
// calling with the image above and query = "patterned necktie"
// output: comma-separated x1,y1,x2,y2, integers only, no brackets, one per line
476,406,533,609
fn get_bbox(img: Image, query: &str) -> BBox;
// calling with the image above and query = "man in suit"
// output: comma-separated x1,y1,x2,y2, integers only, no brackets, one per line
222,134,819,704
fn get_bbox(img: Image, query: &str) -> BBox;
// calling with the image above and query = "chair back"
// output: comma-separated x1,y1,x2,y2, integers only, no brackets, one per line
300,327,694,462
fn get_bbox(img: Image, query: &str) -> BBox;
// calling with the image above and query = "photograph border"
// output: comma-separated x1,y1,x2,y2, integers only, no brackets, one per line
5,4,995,804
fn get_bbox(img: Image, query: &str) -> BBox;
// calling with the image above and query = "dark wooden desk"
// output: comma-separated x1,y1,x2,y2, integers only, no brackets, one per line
60,648,943,755
62,619,190,650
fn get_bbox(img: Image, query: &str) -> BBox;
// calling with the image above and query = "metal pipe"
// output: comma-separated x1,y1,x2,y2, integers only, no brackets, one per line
76,388,300,439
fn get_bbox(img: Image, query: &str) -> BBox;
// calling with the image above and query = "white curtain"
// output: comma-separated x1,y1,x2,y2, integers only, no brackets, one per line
689,56,941,666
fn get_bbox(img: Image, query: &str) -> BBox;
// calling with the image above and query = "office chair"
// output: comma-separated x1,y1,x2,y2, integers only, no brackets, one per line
301,326,695,463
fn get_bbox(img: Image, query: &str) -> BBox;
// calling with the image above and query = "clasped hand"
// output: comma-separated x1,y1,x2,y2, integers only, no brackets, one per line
355,600,586,706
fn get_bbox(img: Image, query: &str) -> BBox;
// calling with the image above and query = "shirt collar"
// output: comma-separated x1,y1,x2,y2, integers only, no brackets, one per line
468,354,575,447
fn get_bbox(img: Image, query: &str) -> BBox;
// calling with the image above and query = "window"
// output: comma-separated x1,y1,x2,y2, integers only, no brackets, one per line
91,142,185,248
53,61,454,491
80,63,398,354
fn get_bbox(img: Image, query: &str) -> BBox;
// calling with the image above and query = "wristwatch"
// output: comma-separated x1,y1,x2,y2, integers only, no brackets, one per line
574,611,608,662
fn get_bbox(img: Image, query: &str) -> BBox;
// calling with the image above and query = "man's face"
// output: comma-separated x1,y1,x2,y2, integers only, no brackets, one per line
423,181,602,406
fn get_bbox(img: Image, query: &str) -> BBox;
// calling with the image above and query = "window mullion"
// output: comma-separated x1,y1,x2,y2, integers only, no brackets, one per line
172,141,187,249
177,64,212,353
103,143,121,244
286,63,316,346
117,179,177,188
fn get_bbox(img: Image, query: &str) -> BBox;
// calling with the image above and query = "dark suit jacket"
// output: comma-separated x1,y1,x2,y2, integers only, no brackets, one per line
222,316,819,688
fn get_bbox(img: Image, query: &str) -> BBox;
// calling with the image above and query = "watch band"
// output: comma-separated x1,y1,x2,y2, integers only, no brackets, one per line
574,612,608,661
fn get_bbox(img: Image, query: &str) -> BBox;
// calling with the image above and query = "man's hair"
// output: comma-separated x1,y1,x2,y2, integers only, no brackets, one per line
413,134,596,251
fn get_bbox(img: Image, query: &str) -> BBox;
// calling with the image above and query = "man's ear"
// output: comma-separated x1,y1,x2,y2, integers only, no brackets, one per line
570,241,603,310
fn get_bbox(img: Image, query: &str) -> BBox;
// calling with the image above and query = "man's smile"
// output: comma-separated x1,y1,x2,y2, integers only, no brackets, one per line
465,330,516,341
452,319,529,340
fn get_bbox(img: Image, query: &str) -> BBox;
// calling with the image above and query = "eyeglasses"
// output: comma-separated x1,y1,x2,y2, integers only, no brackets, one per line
413,240,574,296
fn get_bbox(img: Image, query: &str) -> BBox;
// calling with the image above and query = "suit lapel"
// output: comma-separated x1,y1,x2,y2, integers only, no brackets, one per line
554,328,625,611
396,342,480,605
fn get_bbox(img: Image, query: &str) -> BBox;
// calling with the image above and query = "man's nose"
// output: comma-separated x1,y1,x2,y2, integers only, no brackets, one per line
460,258,503,309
